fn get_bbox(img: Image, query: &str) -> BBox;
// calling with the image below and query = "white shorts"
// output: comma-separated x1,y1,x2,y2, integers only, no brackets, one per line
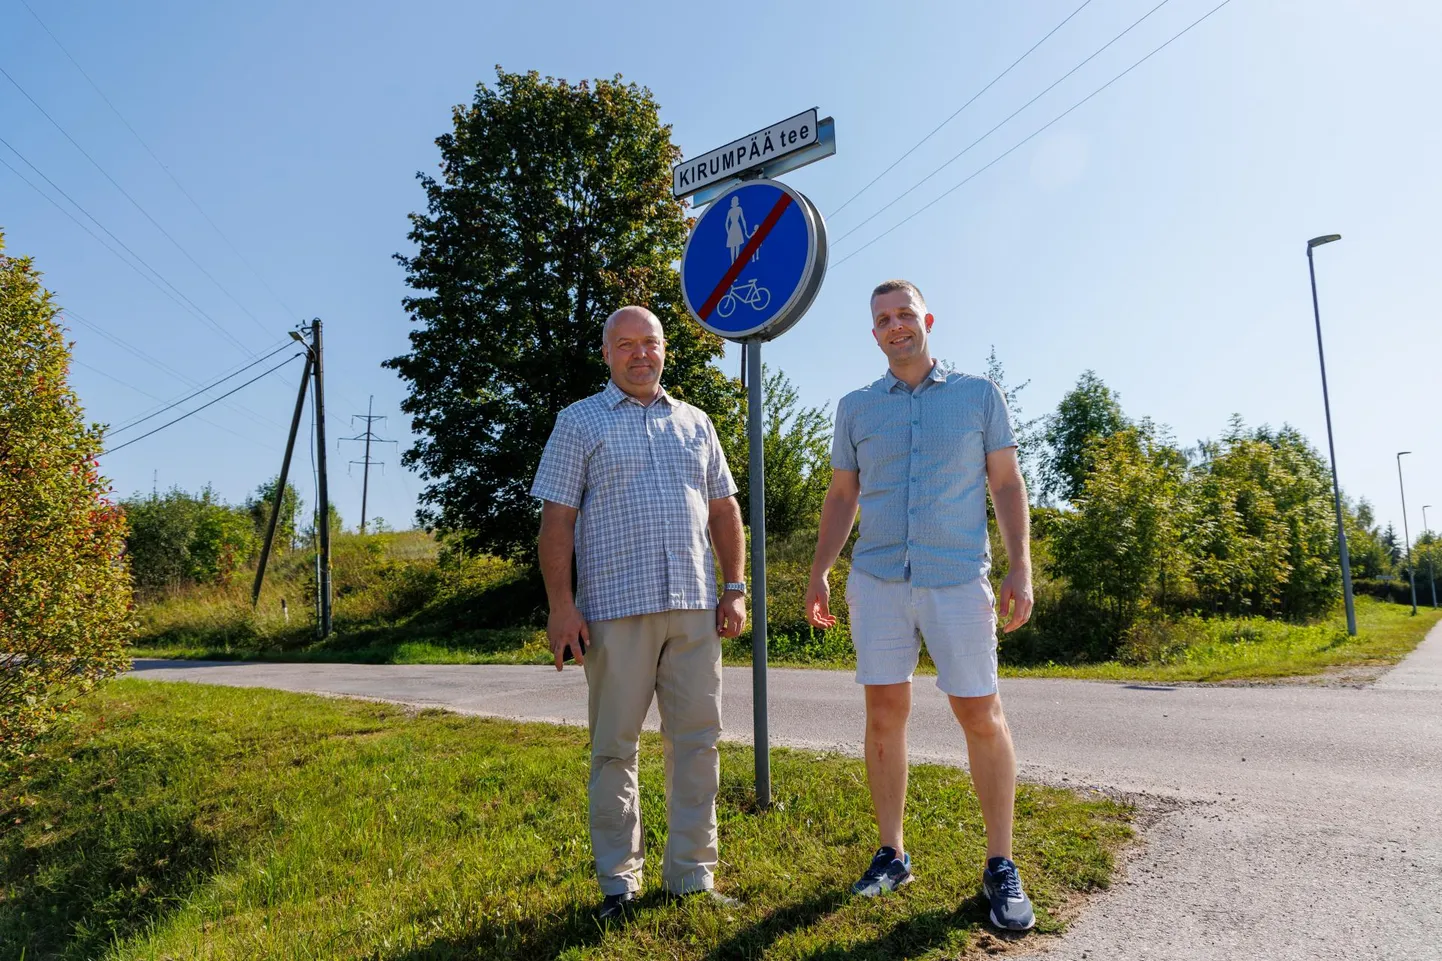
845,567,999,698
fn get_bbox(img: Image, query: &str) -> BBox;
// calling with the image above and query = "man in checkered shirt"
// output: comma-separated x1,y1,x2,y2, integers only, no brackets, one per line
531,305,747,921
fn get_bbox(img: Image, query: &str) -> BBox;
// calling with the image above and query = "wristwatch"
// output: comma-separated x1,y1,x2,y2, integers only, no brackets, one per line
723,581,747,595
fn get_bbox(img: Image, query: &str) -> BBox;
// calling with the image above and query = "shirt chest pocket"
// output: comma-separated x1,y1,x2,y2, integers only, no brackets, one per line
591,421,653,488
665,430,710,492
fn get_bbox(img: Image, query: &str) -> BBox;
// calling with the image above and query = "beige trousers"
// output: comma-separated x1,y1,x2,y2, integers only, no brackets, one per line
584,608,722,896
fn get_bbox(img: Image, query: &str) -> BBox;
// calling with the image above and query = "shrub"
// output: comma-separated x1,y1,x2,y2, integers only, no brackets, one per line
0,234,133,752
1118,616,1210,665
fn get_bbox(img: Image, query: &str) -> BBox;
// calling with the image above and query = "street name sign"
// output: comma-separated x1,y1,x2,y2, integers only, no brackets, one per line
672,108,819,200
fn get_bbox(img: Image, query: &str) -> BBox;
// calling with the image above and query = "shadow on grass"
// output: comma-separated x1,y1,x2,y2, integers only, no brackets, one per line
376,889,642,960
804,896,1030,961
700,888,849,960
0,761,233,958
378,887,1011,961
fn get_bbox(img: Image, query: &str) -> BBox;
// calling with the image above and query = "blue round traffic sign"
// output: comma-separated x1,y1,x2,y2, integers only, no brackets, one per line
680,179,827,341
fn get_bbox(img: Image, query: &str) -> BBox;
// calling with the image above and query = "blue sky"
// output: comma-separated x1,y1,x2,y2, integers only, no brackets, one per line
3,0,1438,543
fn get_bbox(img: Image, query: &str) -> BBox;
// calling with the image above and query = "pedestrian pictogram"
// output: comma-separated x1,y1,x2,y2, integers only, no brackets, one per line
680,179,826,341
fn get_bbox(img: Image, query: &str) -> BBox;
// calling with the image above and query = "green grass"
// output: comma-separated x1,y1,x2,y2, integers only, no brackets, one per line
1,681,1133,960
129,531,1440,684
134,594,1441,687
1006,597,1442,683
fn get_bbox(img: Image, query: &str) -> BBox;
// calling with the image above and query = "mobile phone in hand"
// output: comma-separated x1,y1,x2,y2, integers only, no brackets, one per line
563,637,587,662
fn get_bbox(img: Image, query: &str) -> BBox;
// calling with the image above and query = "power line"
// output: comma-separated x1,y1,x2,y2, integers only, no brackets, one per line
62,309,286,432
17,0,299,319
70,358,277,450
103,354,301,455
0,138,256,355
108,342,295,436
828,0,1233,272
830,0,1178,250
827,0,1096,220
0,63,276,342
2,150,287,431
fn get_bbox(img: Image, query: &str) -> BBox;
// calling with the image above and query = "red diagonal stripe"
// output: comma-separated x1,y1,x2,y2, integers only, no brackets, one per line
698,191,794,320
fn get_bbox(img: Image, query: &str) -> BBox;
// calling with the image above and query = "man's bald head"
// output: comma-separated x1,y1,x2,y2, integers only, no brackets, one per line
603,306,664,346
601,306,667,401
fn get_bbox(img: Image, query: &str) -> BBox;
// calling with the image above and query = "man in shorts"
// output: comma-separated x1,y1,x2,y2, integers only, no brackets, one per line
804,279,1036,931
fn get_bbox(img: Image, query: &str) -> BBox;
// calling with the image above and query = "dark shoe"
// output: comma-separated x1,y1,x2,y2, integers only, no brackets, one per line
851,846,913,897
982,856,1035,931
667,888,743,909
597,890,637,922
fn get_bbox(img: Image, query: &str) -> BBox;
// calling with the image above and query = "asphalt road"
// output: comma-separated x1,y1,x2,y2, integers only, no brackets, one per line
129,620,1442,960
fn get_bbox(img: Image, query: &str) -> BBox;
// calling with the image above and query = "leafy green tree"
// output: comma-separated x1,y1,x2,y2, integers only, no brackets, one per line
1184,420,1339,619
0,233,132,752
1051,423,1189,637
1414,532,1440,606
1344,497,1391,579
1382,523,1402,566
985,347,1042,495
123,489,201,590
1041,371,1129,504
731,366,832,540
386,68,738,556
189,494,258,586
246,477,301,552
124,486,257,590
300,502,345,544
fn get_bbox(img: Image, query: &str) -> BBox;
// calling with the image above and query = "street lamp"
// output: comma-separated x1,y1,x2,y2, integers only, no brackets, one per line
1397,451,1418,615
1306,234,1356,635
1424,505,1437,609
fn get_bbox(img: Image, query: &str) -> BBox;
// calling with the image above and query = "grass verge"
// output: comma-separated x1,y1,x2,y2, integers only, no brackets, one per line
133,596,1441,686
1006,598,1442,683
1,680,1132,960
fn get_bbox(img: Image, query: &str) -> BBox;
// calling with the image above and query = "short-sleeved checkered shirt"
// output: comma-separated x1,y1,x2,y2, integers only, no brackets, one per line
531,380,738,623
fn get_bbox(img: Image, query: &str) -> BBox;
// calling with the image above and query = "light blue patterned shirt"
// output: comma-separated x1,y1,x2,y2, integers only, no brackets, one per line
832,364,1016,587
531,381,737,623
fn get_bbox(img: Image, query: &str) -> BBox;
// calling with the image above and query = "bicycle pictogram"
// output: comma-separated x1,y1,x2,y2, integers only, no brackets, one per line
715,278,772,318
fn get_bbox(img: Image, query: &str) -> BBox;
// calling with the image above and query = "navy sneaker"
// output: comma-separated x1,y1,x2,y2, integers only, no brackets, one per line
597,890,636,922
851,846,913,897
982,856,1035,931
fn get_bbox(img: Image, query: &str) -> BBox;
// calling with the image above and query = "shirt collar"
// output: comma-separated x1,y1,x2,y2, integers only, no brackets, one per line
883,361,948,393
604,380,673,408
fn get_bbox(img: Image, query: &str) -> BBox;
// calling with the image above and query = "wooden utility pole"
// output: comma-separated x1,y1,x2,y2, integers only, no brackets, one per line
251,338,314,608
312,318,333,638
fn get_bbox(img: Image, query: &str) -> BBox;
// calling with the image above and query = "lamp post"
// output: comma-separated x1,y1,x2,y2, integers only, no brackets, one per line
1397,451,1418,615
1307,234,1356,634
1424,505,1437,609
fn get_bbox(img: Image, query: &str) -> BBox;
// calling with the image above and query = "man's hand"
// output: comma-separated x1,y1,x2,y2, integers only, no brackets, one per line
997,567,1034,633
716,590,747,638
806,571,838,629
547,603,590,670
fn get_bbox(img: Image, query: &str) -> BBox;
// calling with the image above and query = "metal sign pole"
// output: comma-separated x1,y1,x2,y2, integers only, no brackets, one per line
674,111,835,813
746,335,770,808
